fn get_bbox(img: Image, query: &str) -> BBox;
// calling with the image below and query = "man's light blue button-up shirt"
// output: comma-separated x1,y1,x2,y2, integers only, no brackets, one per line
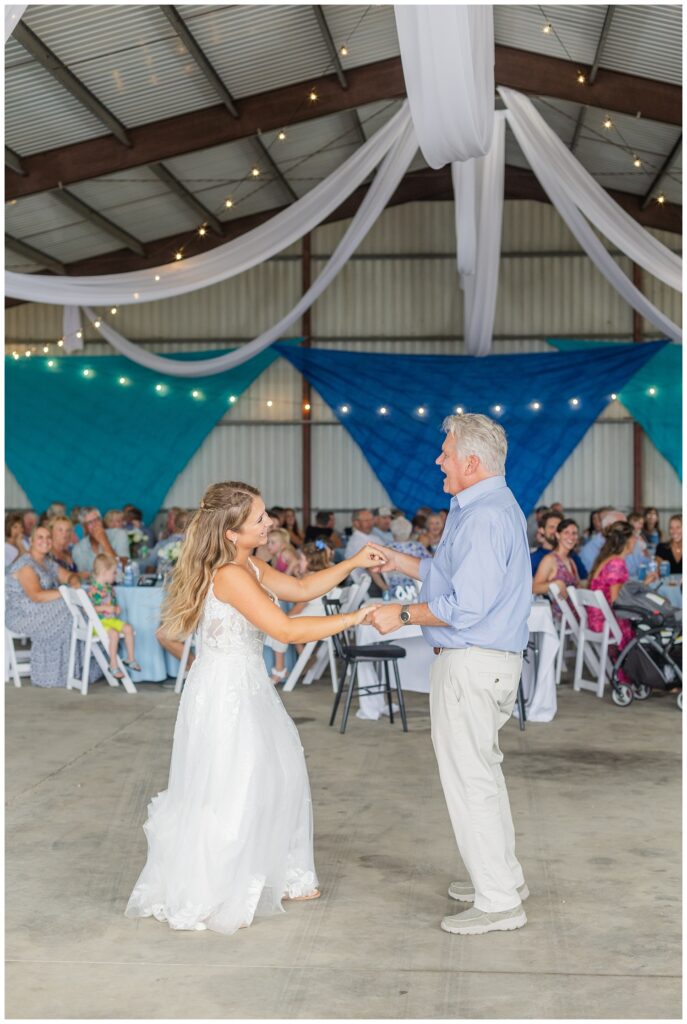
418,476,532,652
579,532,644,576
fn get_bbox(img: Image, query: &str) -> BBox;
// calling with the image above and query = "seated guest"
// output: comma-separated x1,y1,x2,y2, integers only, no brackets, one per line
70,505,84,540
531,513,587,580
156,506,182,543
122,505,155,549
419,512,445,553
47,515,79,574
72,507,130,573
580,510,644,576
5,513,24,566
22,511,38,548
550,501,565,516
370,516,430,595
345,509,375,583
642,506,662,550
39,501,68,526
532,518,582,607
267,506,285,528
410,513,427,542
150,509,190,570
104,509,126,530
656,514,682,575
5,524,83,688
304,510,343,549
282,508,304,548
587,522,637,684
88,554,141,677
372,506,393,544
628,512,649,558
265,527,299,576
527,505,551,547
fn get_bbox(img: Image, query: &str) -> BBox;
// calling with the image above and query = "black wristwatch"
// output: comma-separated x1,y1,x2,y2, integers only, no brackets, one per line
399,605,412,625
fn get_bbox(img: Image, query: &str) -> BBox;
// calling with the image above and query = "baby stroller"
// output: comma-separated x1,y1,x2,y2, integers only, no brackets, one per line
610,580,682,709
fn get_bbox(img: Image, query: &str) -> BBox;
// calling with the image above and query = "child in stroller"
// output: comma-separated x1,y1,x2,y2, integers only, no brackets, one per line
610,580,682,709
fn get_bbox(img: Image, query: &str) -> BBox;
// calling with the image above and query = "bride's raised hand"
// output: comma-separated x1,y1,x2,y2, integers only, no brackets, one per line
350,543,388,570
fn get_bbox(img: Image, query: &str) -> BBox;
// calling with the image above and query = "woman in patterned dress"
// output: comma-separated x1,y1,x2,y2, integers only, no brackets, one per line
532,518,581,615
5,525,84,687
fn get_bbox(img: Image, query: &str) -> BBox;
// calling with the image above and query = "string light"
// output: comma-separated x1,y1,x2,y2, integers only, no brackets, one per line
110,307,117,315
225,198,234,209
531,401,541,411
119,376,128,385
570,397,580,407
266,400,273,407
191,389,201,399
198,226,207,237
340,44,348,56
82,368,92,377
611,393,618,401
250,167,260,178
455,406,464,414
174,251,183,261
657,194,666,205
603,116,613,130
42,345,49,353
155,384,164,393
76,330,83,339
24,350,31,357
542,22,552,34
12,351,19,359
341,405,349,413
133,291,140,299
155,275,161,281
304,402,311,411
417,407,426,416
379,406,388,415
309,88,318,102
47,360,55,367
229,395,237,403
493,404,502,414
94,319,101,328
57,339,64,347
633,155,642,168
277,130,286,142
648,386,657,395
576,71,586,84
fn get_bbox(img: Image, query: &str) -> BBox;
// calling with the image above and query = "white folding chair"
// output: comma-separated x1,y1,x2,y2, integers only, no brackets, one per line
5,628,31,687
548,583,581,685
174,633,197,694
284,591,340,693
569,587,623,698
59,586,137,695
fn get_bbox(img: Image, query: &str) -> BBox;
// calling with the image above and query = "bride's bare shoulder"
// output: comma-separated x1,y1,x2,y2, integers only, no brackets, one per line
214,562,258,593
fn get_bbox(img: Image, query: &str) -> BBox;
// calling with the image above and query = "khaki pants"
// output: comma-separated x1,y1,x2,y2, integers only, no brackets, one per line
430,646,524,913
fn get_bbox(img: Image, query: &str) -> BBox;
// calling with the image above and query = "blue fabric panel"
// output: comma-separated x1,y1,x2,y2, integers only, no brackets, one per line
276,341,667,515
5,343,297,521
547,338,681,480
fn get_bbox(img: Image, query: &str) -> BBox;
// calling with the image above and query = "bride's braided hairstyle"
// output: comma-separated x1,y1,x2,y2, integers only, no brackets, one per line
161,481,261,639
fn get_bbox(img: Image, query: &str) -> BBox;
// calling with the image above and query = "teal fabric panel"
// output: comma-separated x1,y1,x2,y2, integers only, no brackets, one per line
276,341,667,515
5,343,295,521
547,338,681,480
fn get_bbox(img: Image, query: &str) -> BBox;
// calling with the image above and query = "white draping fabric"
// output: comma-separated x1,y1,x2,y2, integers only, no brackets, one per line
5,104,412,306
394,4,494,168
5,4,26,42
501,88,682,293
456,112,506,356
453,160,477,277
501,89,682,343
62,305,84,353
81,119,419,376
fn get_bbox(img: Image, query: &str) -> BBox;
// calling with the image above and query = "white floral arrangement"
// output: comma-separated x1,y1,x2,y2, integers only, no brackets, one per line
128,528,149,560
158,540,183,566
128,528,144,544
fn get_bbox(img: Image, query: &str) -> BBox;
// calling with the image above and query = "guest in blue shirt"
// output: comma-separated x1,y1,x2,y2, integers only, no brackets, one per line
580,509,645,577
368,413,531,937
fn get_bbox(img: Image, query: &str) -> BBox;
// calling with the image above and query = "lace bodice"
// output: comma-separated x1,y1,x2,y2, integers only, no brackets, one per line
197,560,277,659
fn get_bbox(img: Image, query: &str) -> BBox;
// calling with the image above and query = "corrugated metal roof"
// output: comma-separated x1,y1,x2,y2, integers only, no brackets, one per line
601,4,682,86
495,5,606,66
323,4,400,68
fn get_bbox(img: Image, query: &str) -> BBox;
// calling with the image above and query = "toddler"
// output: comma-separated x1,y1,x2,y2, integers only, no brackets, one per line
88,553,141,677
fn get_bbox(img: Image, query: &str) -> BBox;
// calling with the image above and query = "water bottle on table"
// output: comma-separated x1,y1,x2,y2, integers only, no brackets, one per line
123,562,134,587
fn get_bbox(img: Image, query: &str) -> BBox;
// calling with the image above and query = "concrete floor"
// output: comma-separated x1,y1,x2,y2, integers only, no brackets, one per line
5,673,682,1020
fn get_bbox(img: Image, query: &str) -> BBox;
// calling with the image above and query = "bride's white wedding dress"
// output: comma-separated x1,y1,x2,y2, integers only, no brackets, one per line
125,560,318,934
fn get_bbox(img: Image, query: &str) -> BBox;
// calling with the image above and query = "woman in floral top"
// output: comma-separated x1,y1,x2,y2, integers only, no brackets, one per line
88,554,141,677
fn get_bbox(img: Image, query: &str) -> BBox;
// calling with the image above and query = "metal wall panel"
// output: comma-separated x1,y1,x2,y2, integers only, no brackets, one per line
4,467,30,509
642,434,682,513
311,424,391,513
538,422,634,511
163,423,302,510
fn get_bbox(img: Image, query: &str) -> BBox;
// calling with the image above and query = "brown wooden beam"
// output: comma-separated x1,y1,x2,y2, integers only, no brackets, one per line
6,50,681,201
5,166,680,305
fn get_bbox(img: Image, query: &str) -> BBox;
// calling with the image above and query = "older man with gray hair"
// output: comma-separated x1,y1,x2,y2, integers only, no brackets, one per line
368,413,532,936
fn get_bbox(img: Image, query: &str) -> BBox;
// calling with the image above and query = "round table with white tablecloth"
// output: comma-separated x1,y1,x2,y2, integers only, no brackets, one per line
354,600,560,722
114,585,180,682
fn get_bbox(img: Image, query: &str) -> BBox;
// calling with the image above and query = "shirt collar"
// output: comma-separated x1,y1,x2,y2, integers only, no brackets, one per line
454,475,506,509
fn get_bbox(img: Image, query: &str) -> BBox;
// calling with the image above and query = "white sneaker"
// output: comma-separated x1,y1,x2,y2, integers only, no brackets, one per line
441,904,527,935
448,881,529,903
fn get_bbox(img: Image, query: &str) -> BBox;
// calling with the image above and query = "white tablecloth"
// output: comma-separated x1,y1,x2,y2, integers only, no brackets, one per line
353,601,560,722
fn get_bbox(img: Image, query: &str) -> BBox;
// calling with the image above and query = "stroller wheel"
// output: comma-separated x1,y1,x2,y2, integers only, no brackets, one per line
677,692,683,711
611,683,634,707
633,683,652,701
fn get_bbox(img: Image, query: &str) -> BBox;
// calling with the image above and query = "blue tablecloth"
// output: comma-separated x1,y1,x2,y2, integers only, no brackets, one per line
114,585,297,683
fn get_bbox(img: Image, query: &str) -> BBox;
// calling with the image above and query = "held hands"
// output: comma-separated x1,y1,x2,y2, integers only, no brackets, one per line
365,543,398,571
347,605,379,628
350,543,388,570
366,603,403,635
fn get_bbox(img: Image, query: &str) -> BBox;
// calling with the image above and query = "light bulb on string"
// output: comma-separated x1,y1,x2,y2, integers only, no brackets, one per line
633,155,642,168
266,400,273,408
191,389,201,399
76,330,83,339
119,377,128,385
94,319,101,328
42,345,49,353
309,88,318,102
110,307,117,315
47,360,55,367
57,339,64,347
657,194,666,205
24,350,31,357
277,130,286,141
12,351,19,360
576,71,586,84
531,401,541,411
250,166,260,178
155,383,164,393
228,395,237,404
82,368,92,377
455,406,464,414
648,386,657,396
570,397,580,407
154,274,161,281
341,405,349,414
303,402,311,412
542,22,552,34
417,407,426,416
611,393,618,401
198,226,207,237
379,406,388,416
340,44,348,56
174,251,183,261
133,291,139,299
493,404,502,414
603,116,613,130
225,198,233,209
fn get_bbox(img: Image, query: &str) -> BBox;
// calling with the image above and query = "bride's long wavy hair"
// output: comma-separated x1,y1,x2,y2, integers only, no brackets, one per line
161,481,261,639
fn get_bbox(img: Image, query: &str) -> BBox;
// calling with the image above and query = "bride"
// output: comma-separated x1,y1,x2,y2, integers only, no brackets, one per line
125,481,383,935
